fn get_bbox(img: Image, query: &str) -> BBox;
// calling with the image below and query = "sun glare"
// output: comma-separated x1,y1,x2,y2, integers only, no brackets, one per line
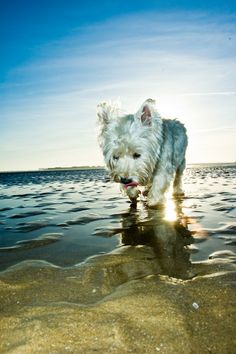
164,188,178,221
158,95,186,119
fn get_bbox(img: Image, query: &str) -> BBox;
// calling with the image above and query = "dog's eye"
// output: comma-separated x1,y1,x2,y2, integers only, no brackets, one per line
133,153,141,159
113,155,119,161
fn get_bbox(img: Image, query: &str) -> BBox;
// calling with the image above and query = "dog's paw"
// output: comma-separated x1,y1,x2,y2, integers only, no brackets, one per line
173,190,185,198
146,190,165,208
147,197,165,209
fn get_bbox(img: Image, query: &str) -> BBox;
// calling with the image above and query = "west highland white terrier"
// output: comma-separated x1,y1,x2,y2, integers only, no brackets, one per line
97,99,188,207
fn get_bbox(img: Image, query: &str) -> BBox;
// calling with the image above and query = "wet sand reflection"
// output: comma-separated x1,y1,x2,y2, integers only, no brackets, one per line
117,199,194,279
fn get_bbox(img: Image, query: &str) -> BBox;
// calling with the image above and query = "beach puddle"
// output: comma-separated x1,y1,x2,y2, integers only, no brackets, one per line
0,166,236,353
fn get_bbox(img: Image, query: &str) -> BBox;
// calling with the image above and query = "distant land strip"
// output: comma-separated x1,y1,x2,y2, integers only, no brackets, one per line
0,163,236,173
39,166,105,171
40,163,236,171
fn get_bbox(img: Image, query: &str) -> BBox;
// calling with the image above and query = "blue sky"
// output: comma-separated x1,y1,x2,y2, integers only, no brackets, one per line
1,0,236,171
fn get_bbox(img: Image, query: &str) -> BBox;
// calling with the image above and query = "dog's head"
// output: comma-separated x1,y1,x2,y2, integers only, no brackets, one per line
97,99,163,186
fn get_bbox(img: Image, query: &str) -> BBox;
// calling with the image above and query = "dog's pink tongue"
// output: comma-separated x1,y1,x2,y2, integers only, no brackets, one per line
124,181,139,189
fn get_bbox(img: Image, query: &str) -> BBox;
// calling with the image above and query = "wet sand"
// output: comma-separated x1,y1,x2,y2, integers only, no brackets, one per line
0,166,236,353
0,251,235,353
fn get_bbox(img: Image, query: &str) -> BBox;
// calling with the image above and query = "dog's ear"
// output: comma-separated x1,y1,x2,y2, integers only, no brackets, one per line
136,98,156,125
97,101,120,126
97,102,110,126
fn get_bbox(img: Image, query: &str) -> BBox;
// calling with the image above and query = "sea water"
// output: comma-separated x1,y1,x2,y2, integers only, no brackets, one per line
0,165,235,274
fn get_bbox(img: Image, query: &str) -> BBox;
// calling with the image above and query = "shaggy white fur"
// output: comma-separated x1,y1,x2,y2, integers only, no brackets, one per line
97,99,188,207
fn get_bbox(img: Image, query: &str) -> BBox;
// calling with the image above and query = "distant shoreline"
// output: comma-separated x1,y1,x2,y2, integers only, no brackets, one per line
39,166,105,171
0,162,236,173
187,162,236,168
0,166,105,173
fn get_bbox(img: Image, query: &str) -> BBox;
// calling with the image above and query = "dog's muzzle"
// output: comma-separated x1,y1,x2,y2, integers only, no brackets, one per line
120,177,139,189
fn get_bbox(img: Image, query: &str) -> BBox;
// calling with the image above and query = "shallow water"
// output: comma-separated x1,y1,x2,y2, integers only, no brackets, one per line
0,166,235,274
1,166,236,353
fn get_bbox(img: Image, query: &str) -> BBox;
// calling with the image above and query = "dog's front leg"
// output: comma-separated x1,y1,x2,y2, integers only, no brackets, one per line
120,184,140,204
147,167,173,207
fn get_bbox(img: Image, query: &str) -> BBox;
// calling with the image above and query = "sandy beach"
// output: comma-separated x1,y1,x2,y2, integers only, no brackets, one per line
0,165,236,353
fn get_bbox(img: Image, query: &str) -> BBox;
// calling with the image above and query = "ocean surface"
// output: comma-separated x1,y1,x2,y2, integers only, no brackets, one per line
0,165,236,274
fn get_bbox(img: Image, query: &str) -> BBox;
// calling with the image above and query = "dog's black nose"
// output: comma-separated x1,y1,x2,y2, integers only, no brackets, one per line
120,177,133,185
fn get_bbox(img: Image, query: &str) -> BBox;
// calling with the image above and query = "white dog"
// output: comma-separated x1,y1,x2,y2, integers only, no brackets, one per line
97,99,188,207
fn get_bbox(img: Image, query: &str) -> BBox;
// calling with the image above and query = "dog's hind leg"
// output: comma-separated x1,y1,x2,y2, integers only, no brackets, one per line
173,159,186,196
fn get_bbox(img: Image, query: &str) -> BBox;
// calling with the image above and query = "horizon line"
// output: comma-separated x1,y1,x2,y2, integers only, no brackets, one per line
0,161,236,173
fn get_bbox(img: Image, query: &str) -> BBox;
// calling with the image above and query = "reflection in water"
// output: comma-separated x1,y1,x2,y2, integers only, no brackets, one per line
119,198,194,279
